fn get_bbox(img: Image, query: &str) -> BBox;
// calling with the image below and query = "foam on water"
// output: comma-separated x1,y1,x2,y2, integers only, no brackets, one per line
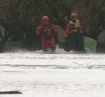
4,45,91,54
0,48,105,97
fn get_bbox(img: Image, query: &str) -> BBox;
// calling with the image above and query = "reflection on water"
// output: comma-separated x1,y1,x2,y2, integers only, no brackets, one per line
0,49,105,97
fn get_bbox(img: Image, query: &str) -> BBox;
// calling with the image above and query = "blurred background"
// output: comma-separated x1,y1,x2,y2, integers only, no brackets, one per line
0,0,105,52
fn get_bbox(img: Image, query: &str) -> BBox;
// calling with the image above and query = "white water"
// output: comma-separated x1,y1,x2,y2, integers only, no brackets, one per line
0,48,105,97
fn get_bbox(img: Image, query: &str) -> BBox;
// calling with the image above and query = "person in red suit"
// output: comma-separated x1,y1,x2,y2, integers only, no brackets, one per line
64,12,85,52
36,16,59,52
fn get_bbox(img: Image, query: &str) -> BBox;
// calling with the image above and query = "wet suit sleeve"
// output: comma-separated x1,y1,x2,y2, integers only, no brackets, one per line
64,23,72,52
65,23,71,38
53,25,58,33
36,26,42,35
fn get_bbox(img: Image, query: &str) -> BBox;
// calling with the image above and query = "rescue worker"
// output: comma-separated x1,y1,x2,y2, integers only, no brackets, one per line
64,13,85,52
36,16,59,52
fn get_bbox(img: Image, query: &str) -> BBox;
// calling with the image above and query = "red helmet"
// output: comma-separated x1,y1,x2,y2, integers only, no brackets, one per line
71,13,78,19
42,16,49,21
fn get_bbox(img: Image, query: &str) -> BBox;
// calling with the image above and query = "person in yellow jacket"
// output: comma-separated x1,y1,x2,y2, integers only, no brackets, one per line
64,12,85,52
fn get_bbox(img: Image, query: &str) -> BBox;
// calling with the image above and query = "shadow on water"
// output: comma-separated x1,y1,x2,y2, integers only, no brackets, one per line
0,91,22,94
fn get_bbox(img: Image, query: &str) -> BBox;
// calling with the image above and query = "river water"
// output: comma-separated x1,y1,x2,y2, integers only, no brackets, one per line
0,49,105,97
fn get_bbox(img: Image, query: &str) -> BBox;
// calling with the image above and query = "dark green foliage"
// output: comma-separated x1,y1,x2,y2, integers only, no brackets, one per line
0,0,105,49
